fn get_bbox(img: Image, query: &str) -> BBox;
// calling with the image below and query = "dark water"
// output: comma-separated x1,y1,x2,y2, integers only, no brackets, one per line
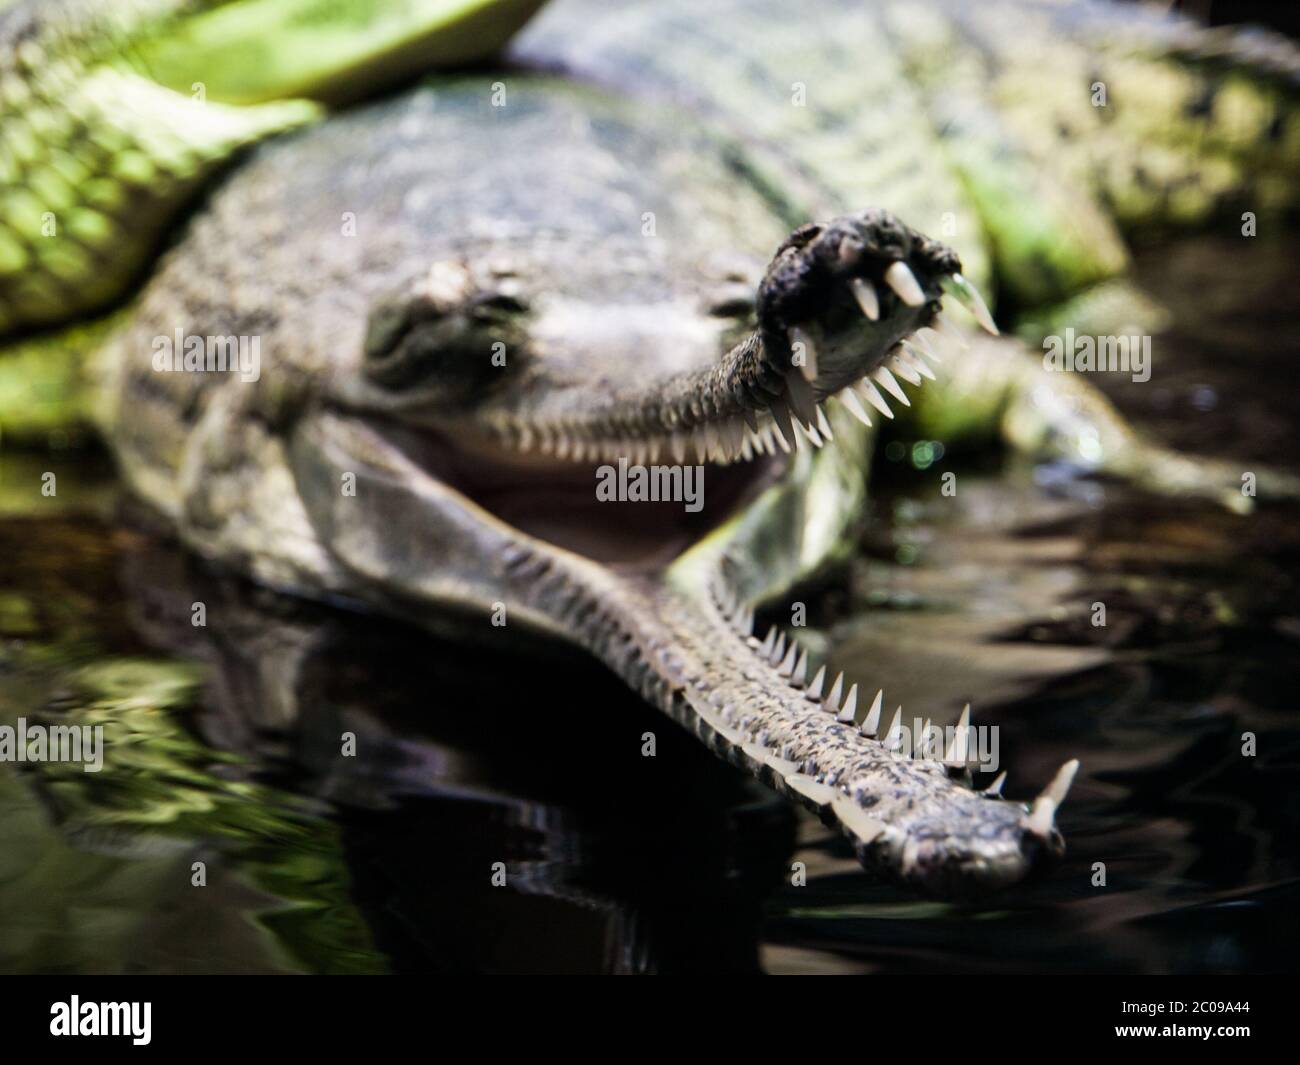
1,238,1297,974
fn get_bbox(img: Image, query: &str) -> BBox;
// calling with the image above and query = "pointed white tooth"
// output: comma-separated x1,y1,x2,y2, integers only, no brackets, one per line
890,353,923,386
670,432,687,464
945,704,971,764
806,664,827,700
792,649,809,686
1025,759,1079,836
838,386,873,427
930,312,967,351
884,261,926,307
942,272,998,335
825,672,844,711
873,364,911,406
778,643,798,677
861,689,883,737
984,771,1007,797
856,378,894,419
836,683,858,724
815,404,834,440
848,276,880,320
704,422,723,462
759,626,777,658
908,331,942,366
883,707,903,750
771,632,787,664
789,326,819,382
795,420,823,449
900,342,936,380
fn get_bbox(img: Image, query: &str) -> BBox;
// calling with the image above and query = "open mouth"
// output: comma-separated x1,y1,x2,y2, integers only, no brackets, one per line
349,209,997,570
368,420,790,567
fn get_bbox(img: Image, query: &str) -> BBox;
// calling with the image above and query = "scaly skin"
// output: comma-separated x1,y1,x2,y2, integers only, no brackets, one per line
0,0,545,336
514,0,1300,309
91,79,1073,898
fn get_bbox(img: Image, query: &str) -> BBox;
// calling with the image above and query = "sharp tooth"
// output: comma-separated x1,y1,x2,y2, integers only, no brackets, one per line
815,404,834,440
737,606,754,637
884,261,926,307
901,342,937,379
848,276,880,320
836,683,858,724
890,353,923,386
945,704,971,765
942,272,998,335
861,689,883,737
759,626,777,658
873,365,911,406
857,379,895,419
909,330,942,364
984,771,1007,797
805,664,827,700
930,312,967,351
771,632,787,664
741,408,759,432
703,422,723,462
777,643,798,677
1025,758,1079,836
883,707,904,750
769,401,796,453
791,649,809,686
838,386,873,427
795,419,823,449
692,427,709,462
825,672,844,711
670,432,687,464
789,326,819,382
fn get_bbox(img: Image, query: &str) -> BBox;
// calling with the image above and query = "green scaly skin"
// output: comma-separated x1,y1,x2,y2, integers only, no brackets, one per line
0,0,546,439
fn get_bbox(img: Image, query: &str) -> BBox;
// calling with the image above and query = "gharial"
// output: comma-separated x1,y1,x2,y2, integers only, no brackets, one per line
3,0,1298,897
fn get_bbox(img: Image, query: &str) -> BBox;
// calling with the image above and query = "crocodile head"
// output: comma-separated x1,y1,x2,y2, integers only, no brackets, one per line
109,81,1066,898
325,206,970,567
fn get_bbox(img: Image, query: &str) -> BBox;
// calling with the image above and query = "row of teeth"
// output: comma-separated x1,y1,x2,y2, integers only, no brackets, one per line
492,271,997,467
708,576,1079,839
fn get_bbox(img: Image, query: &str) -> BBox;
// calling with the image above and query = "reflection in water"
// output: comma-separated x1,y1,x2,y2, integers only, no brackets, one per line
0,517,794,973
0,237,1297,973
